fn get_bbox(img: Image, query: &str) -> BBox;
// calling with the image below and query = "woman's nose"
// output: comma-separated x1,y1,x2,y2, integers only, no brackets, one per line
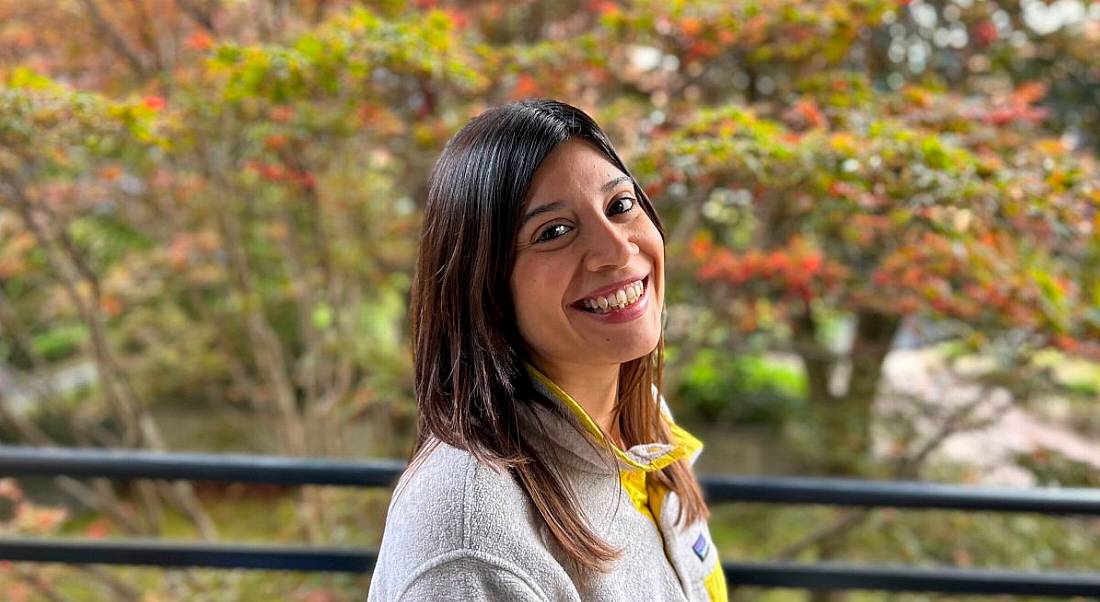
584,219,638,272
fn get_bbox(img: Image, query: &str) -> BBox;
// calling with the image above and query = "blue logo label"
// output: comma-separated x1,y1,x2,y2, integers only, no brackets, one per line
692,533,709,561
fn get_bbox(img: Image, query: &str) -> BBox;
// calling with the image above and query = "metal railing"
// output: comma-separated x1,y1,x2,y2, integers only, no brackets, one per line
1,445,1099,596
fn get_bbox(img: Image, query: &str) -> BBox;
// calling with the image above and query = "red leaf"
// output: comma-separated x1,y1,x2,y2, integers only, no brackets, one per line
795,99,827,129
972,20,998,47
442,8,469,29
84,517,111,539
143,95,166,111
271,105,295,123
587,0,620,16
511,75,541,100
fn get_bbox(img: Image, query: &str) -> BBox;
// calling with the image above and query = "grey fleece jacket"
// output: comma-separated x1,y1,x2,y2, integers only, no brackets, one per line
367,367,728,601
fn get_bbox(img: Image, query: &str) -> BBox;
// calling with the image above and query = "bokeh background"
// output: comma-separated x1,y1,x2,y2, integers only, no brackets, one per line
1,0,1099,600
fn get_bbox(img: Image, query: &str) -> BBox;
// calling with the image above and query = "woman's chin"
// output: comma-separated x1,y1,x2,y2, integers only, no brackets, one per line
587,335,661,365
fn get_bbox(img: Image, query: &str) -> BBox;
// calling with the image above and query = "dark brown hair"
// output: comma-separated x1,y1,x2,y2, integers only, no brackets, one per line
407,99,708,572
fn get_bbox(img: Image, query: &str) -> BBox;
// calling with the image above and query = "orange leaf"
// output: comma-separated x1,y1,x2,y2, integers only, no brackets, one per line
1012,81,1048,105
185,32,214,51
265,134,289,150
680,17,703,37
100,295,124,317
98,164,123,181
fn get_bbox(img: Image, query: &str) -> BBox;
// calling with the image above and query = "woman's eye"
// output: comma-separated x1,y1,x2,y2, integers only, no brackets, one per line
536,223,572,242
609,197,635,215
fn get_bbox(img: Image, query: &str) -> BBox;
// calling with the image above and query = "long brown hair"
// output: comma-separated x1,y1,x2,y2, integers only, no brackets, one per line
408,99,708,573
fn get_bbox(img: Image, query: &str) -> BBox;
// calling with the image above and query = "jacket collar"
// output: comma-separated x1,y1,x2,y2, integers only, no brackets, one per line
521,362,702,476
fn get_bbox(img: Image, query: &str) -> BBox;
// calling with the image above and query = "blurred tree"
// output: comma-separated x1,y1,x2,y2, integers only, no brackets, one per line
0,0,1098,599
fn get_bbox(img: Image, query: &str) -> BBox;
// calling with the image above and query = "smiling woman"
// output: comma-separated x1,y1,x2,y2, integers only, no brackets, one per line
367,100,728,602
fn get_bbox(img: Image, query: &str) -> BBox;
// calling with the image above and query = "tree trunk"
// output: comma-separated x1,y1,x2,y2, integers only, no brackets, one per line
804,309,900,476
798,309,900,602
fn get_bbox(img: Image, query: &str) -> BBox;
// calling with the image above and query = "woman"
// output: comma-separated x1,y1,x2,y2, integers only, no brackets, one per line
368,99,727,601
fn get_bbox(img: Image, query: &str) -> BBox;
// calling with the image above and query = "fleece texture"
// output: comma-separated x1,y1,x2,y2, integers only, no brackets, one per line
367,366,727,601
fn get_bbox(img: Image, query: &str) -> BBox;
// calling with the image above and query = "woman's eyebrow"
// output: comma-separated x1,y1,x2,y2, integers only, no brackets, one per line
521,201,565,227
601,175,631,193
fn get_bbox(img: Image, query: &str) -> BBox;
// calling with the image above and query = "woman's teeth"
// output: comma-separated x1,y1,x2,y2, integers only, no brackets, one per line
581,280,645,314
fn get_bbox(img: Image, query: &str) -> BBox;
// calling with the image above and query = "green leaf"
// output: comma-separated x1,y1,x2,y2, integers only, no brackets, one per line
311,302,334,330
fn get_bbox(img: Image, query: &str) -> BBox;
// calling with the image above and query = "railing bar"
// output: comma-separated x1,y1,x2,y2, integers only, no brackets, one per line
0,538,376,573
724,561,1100,596
1,446,1099,515
0,446,405,487
704,475,1100,516
0,539,1098,595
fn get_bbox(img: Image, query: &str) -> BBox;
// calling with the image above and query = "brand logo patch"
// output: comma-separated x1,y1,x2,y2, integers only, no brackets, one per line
692,532,709,561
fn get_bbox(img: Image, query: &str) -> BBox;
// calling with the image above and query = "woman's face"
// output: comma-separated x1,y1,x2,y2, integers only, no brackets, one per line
510,139,664,375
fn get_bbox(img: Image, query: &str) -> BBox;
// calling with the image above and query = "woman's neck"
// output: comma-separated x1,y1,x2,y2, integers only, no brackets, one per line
531,358,622,445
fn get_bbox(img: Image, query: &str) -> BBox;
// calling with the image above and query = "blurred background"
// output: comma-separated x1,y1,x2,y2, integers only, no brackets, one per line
1,0,1099,600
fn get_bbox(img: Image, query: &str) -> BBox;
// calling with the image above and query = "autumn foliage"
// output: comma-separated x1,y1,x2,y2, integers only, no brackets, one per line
0,0,1098,596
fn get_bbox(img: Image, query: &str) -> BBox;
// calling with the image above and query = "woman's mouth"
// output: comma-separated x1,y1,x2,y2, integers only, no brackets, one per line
574,276,648,315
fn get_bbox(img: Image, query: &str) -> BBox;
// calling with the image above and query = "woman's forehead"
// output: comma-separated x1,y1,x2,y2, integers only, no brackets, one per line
526,139,628,200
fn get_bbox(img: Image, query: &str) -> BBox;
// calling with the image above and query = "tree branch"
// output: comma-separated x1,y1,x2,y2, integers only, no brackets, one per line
174,0,218,33
772,373,1016,561
76,0,151,78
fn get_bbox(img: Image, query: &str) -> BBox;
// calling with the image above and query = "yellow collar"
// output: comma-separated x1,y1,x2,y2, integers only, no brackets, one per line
524,362,702,473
